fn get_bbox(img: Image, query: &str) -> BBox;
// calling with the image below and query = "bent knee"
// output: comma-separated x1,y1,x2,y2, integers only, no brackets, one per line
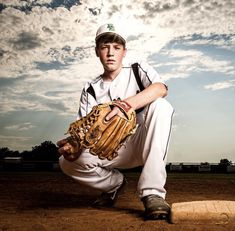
153,98,174,114
59,153,102,174
59,156,74,175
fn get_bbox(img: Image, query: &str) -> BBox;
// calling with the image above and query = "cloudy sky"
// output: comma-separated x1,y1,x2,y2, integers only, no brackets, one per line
0,0,235,163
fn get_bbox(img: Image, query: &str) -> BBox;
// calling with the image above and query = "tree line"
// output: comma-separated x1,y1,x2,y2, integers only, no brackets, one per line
0,141,233,166
0,141,59,161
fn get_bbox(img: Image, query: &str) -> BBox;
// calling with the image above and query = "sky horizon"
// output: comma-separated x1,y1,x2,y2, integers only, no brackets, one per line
0,0,235,163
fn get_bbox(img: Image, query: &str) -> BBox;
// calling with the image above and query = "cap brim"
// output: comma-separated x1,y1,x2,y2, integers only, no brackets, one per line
95,32,126,43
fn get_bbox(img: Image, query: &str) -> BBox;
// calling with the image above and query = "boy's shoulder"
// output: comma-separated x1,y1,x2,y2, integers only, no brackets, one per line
123,60,150,69
83,75,102,90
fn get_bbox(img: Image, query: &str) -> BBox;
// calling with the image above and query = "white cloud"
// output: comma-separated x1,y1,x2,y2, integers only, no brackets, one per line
185,35,235,50
1,0,234,77
197,57,235,75
157,48,235,80
0,134,32,150
0,134,31,141
0,0,53,7
0,0,234,112
204,80,235,91
0,0,235,159
4,122,36,131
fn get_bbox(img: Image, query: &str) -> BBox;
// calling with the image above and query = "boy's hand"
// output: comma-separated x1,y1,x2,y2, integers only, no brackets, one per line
105,106,125,121
106,100,133,121
62,101,136,161
57,138,82,162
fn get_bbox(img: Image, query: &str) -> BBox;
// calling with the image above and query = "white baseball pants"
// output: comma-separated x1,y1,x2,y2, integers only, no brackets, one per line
59,98,174,199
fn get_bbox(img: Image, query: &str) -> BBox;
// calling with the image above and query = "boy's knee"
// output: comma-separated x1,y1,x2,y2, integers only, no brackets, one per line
59,156,74,175
152,98,174,114
59,153,102,175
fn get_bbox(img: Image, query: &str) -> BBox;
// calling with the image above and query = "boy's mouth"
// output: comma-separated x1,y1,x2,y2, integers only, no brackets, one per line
107,59,115,63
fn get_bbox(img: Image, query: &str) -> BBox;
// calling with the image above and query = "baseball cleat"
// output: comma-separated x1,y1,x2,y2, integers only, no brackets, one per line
141,194,171,220
92,176,127,208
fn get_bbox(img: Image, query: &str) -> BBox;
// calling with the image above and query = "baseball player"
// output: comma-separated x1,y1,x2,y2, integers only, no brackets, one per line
58,23,174,220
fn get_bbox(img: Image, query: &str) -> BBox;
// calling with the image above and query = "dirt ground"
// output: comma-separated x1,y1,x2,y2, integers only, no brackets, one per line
0,171,235,231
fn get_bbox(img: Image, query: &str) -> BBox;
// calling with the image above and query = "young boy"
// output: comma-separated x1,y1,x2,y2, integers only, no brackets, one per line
58,23,174,220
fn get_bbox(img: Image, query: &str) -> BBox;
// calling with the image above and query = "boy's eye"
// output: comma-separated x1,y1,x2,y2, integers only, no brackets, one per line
114,46,121,50
99,44,123,50
100,45,108,50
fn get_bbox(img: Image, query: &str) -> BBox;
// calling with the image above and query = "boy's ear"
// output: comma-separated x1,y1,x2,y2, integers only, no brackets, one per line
124,48,127,57
95,47,99,57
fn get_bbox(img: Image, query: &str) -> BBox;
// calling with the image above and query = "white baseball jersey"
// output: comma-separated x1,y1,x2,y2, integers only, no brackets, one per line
77,61,167,120
60,61,174,200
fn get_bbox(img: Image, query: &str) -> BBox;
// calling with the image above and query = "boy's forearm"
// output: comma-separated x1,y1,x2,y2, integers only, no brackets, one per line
124,83,168,110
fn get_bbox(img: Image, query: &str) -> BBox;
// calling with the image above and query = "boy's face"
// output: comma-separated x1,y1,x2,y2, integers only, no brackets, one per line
95,42,126,73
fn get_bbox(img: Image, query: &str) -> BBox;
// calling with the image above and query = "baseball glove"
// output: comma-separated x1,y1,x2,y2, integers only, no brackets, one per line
63,100,136,161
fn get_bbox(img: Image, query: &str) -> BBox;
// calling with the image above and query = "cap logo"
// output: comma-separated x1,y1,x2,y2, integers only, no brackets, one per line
107,23,115,32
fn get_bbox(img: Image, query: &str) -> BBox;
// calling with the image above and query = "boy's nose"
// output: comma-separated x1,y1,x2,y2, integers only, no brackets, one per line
107,47,114,56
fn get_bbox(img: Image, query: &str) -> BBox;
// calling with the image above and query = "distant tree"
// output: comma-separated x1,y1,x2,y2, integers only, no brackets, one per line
217,158,232,173
31,141,59,161
21,150,33,161
0,147,16,159
219,158,232,166
7,150,20,157
0,147,9,159
0,141,59,162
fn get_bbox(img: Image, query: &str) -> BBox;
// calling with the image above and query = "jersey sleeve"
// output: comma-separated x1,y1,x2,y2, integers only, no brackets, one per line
138,61,167,88
77,83,97,120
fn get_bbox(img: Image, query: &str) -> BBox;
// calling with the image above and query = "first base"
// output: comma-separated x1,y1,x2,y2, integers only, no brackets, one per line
170,200,235,225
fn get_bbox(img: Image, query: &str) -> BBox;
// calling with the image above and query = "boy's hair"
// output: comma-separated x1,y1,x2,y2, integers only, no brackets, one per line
96,34,126,48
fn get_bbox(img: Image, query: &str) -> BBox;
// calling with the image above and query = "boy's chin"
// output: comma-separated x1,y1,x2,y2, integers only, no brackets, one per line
104,64,120,72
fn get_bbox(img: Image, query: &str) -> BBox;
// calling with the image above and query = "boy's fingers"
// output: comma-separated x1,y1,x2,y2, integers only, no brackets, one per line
106,107,123,120
56,138,69,147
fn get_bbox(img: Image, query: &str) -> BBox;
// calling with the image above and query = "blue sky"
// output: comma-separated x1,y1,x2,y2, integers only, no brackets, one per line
0,0,234,163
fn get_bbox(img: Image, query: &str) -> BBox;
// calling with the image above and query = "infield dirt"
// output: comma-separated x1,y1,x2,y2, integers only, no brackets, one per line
0,171,235,231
